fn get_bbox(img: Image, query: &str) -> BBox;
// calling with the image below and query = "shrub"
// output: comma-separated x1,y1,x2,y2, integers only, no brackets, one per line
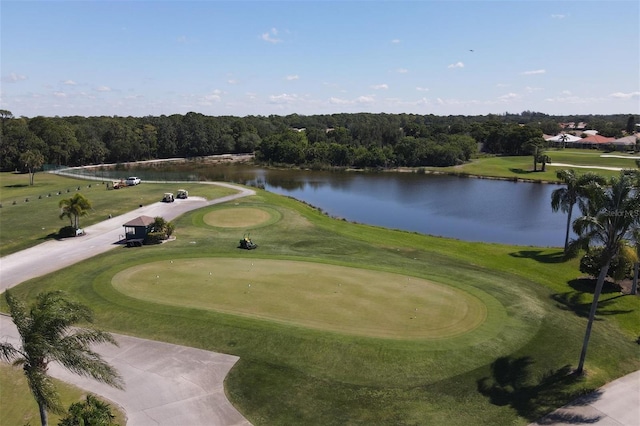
58,226,77,238
144,232,166,245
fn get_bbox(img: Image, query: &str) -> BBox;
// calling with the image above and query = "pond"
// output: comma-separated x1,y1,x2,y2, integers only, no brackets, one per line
82,163,567,247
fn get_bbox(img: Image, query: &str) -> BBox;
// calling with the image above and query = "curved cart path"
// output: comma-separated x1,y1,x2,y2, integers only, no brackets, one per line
0,181,254,425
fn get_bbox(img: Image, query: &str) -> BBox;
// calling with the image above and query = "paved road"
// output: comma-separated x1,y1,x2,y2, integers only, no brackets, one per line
0,181,254,425
529,370,640,426
0,182,254,292
0,315,250,426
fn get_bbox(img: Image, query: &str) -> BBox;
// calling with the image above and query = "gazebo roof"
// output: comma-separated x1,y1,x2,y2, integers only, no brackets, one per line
123,215,155,227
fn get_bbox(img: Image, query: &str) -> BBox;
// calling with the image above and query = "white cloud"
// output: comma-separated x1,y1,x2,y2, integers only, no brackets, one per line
496,83,509,88
524,86,542,93
53,91,67,98
329,97,353,105
269,93,299,103
3,73,27,82
416,87,429,92
227,79,238,85
177,35,188,43
448,62,464,69
285,75,299,81
396,68,408,74
371,84,388,90
203,89,223,103
261,28,282,44
96,86,112,92
63,80,77,85
609,91,640,99
544,95,597,104
499,93,519,101
561,90,572,95
551,14,566,19
522,69,546,75
356,95,375,104
391,39,400,44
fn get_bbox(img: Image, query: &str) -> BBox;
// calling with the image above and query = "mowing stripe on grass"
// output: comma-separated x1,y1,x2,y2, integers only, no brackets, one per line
112,258,492,340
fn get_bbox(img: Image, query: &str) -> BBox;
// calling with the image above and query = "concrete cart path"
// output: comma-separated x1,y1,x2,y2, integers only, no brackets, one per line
0,181,254,425
0,182,254,292
0,315,251,426
529,370,640,425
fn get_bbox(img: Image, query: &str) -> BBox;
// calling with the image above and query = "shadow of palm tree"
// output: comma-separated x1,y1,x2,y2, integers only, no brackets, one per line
509,250,566,264
567,278,621,294
477,356,599,422
552,291,633,318
509,168,536,175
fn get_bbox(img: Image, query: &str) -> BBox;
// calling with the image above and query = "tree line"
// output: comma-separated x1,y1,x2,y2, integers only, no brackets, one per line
0,109,635,173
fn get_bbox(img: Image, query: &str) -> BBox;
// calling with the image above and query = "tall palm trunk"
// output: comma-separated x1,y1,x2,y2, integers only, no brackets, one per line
38,401,48,426
577,257,611,375
563,204,573,254
633,262,639,295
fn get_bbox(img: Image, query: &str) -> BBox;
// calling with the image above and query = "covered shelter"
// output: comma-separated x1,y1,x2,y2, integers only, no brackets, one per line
123,215,155,247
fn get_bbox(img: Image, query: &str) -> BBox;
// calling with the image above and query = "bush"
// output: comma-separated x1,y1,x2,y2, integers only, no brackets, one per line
144,232,166,245
579,247,632,281
58,226,77,238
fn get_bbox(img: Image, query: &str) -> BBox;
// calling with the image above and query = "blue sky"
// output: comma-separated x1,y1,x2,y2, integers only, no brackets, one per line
2,0,638,118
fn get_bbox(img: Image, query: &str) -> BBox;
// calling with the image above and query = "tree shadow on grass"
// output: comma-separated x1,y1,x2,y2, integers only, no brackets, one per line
551,277,633,318
552,291,633,319
477,356,600,423
509,168,536,175
509,250,566,264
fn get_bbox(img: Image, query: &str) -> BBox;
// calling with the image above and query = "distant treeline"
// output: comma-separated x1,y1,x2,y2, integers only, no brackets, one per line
0,109,635,171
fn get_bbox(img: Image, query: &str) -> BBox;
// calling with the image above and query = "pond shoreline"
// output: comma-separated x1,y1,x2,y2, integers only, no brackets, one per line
58,154,564,186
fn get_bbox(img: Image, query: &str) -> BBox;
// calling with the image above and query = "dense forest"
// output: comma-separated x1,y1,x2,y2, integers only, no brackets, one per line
0,109,635,172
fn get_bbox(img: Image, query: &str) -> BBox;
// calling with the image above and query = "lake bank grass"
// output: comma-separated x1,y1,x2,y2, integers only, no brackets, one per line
2,188,638,425
420,149,636,182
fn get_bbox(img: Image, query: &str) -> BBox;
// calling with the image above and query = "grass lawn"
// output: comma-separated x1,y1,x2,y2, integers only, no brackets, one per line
0,171,236,256
2,188,638,425
0,363,126,426
425,149,637,182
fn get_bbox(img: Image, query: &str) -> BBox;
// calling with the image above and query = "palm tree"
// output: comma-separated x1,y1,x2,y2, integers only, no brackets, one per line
558,133,569,149
58,394,119,426
20,149,45,186
571,172,640,374
59,193,92,229
0,291,123,426
551,170,605,254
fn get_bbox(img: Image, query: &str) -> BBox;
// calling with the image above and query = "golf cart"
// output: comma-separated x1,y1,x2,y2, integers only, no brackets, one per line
177,189,188,199
239,234,257,250
162,192,175,203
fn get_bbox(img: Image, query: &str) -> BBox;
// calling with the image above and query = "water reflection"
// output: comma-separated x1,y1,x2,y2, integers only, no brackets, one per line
85,164,566,247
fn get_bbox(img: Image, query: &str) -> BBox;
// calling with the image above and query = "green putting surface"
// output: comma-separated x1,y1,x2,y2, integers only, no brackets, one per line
203,207,273,228
112,258,490,339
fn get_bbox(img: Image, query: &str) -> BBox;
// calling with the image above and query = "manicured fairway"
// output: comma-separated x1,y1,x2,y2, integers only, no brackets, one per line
112,258,490,339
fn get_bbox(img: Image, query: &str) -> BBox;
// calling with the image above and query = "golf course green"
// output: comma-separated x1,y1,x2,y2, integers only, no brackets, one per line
203,206,275,228
2,172,639,425
112,258,490,339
